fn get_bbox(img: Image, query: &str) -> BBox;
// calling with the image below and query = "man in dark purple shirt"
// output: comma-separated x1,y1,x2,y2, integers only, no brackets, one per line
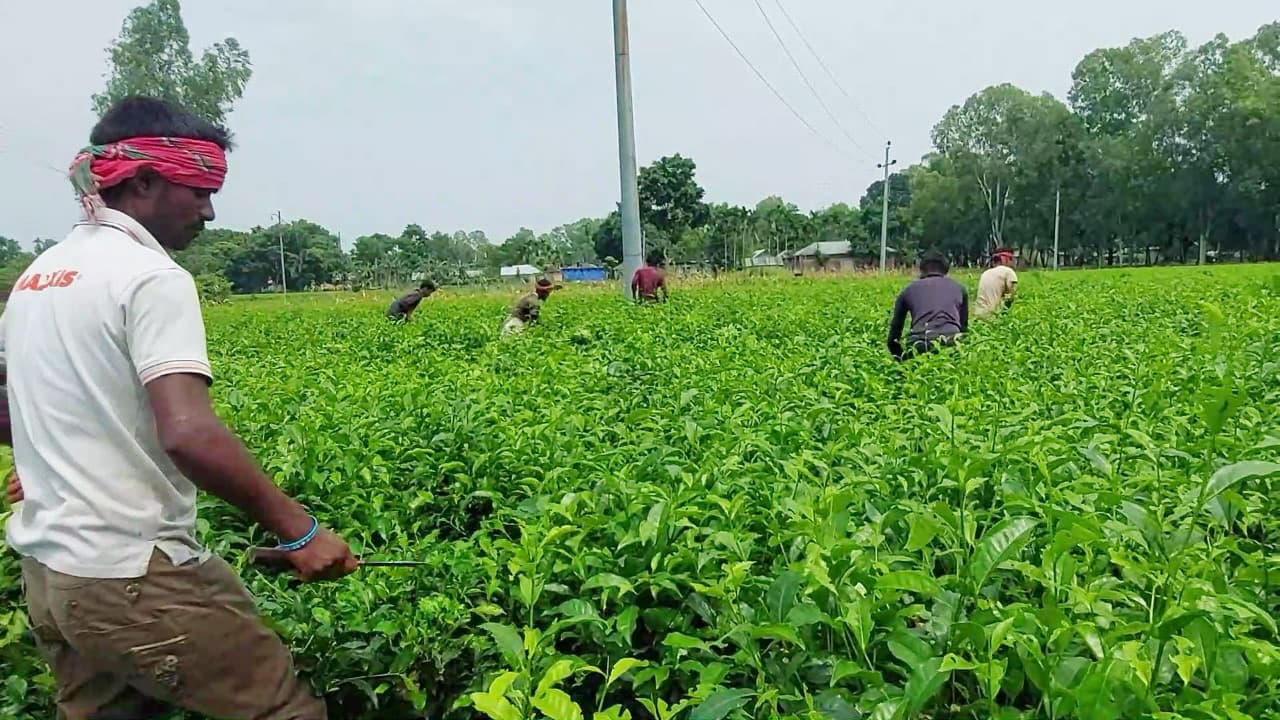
887,253,968,361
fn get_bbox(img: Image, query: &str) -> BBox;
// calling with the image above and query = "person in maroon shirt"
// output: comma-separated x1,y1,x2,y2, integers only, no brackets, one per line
631,253,669,303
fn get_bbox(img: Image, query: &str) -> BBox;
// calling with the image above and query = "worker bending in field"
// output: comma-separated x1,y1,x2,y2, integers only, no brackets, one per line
975,250,1018,319
386,279,437,322
2,96,356,720
631,253,669,303
887,252,969,361
502,277,561,336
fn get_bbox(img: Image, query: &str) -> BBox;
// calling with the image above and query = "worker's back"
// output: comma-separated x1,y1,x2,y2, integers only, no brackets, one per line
898,274,967,342
976,265,1017,317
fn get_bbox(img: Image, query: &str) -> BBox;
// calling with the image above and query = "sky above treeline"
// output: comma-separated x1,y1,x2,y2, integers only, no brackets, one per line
0,0,1274,249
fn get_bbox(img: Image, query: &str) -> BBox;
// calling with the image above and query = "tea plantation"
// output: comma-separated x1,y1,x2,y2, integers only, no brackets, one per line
3,265,1279,720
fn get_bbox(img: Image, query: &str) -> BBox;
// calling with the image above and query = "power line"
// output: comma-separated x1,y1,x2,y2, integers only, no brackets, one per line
751,0,873,160
772,0,888,140
690,0,855,159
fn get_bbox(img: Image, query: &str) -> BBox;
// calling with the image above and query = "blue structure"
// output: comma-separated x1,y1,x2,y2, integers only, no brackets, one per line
560,265,607,282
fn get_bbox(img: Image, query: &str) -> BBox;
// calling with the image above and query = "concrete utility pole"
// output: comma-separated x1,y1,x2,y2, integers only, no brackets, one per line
877,141,897,272
274,210,287,294
612,0,643,298
1052,189,1061,270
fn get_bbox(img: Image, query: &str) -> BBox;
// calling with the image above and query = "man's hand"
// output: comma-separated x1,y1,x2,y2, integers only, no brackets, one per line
285,527,359,582
4,469,21,505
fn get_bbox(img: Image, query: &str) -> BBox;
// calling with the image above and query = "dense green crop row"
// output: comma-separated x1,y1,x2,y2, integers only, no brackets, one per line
3,266,1279,719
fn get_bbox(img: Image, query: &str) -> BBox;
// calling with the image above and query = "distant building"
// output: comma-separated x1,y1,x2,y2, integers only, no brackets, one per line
788,241,855,272
788,241,900,272
746,249,784,267
561,265,607,282
499,264,542,279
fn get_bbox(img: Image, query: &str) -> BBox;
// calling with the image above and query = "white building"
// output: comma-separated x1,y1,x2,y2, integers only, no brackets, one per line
499,264,542,279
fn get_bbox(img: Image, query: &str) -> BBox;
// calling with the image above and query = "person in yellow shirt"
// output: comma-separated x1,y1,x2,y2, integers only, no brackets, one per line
975,251,1018,318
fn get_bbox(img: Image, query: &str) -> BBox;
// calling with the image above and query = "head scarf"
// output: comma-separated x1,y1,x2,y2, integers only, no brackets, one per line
68,137,228,218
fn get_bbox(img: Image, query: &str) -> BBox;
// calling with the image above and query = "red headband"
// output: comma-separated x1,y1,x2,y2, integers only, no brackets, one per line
69,137,228,218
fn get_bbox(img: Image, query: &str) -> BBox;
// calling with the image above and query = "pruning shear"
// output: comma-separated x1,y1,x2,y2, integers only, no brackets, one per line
248,547,430,572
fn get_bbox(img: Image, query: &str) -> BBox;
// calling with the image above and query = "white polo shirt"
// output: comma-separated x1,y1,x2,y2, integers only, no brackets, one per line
2,208,213,578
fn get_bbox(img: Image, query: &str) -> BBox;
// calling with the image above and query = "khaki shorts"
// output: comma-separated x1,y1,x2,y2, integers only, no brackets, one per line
21,550,326,720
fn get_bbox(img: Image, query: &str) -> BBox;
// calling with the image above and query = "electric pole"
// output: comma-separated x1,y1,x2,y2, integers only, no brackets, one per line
612,0,643,298
1052,189,1061,270
877,141,897,272
274,210,287,294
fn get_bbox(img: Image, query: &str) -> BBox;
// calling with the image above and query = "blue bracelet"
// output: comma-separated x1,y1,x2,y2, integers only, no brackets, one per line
275,516,319,552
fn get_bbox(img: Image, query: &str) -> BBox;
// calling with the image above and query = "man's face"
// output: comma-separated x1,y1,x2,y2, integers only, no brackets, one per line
536,287,552,300
134,173,215,251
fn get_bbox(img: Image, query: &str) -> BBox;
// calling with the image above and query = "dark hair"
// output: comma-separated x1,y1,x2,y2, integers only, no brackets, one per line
919,252,949,275
90,96,234,149
646,252,665,267
419,279,437,292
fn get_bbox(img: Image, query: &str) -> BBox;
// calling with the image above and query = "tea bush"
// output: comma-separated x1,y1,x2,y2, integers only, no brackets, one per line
3,265,1279,719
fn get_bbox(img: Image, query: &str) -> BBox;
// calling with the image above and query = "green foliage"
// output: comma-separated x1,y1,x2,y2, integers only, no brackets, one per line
4,264,1278,719
91,0,251,124
174,222,349,293
194,272,231,304
0,247,35,300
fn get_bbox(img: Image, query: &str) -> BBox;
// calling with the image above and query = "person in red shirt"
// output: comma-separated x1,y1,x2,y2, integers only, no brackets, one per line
631,253,669,303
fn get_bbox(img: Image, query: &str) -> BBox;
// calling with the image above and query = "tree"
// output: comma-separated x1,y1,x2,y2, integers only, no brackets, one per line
33,238,58,254
0,237,24,266
592,211,623,264
933,85,1075,258
0,239,36,299
638,154,709,238
858,173,913,256
173,227,245,277
92,0,252,124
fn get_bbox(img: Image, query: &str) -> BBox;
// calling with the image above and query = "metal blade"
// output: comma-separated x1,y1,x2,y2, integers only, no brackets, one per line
358,560,430,567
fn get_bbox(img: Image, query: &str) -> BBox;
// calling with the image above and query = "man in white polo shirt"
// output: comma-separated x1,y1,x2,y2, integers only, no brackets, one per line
0,97,355,719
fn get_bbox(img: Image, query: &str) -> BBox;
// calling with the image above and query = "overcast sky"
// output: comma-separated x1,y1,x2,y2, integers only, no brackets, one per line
0,1,1274,249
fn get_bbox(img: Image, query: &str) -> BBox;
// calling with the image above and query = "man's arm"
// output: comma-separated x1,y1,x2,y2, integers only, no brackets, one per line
5,470,20,505
960,288,970,333
887,292,908,359
148,374,312,539
147,374,356,580
1004,275,1018,309
125,269,354,580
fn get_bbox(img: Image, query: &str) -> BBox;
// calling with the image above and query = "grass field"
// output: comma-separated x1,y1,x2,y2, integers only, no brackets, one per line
3,265,1280,720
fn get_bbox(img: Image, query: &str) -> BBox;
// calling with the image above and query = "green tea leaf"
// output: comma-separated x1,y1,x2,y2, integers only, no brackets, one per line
905,513,940,551
471,692,520,720
607,658,648,688
765,571,803,622
536,659,577,697
689,687,753,720
877,570,942,597
481,623,526,668
749,623,804,646
532,688,584,720
1201,461,1280,507
664,632,709,651
967,516,1039,590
